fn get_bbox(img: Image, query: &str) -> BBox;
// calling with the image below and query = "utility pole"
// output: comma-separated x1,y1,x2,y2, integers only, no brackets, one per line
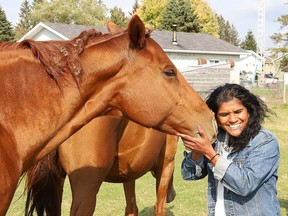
257,0,265,76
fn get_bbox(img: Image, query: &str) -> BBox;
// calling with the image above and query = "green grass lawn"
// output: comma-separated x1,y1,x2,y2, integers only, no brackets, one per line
7,88,288,216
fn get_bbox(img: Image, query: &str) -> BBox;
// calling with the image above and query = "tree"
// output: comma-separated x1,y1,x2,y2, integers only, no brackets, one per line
270,11,288,55
30,0,108,26
0,6,15,41
280,55,288,70
229,24,240,46
32,0,45,6
14,0,33,40
190,0,219,37
130,0,140,16
159,0,200,32
137,0,168,29
240,29,257,52
217,14,240,46
110,7,128,27
217,15,226,39
270,3,288,70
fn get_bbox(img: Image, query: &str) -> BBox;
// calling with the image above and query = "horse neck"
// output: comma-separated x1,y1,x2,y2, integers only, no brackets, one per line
0,42,21,50
22,38,129,171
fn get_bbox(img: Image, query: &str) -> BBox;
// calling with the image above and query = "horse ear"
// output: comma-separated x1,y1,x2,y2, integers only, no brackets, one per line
107,21,124,34
128,15,146,49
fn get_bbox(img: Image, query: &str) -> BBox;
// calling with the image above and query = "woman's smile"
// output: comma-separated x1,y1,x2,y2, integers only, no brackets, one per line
217,98,249,137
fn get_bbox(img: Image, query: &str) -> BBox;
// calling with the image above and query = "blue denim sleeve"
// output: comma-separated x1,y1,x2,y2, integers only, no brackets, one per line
181,151,207,180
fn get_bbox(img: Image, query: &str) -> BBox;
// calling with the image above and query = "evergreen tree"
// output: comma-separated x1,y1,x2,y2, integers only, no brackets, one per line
110,7,128,27
229,24,240,46
130,0,140,16
0,6,15,41
14,0,32,40
160,0,200,32
217,14,240,46
217,15,225,39
240,29,257,52
159,0,177,30
270,6,288,55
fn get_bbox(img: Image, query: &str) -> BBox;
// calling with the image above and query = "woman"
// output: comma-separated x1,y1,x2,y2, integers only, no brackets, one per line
178,83,280,215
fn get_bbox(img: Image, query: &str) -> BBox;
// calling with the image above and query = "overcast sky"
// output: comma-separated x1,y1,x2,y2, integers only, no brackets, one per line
0,0,287,50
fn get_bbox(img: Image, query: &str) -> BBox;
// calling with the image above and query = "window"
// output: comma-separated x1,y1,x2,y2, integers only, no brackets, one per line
198,58,207,65
209,59,219,64
226,59,235,68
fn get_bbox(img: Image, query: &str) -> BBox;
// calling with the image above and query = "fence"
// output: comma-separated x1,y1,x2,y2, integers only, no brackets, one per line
180,63,231,98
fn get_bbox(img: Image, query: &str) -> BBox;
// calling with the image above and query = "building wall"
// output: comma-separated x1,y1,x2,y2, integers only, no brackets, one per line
240,55,260,74
28,29,64,41
165,52,240,84
181,64,231,98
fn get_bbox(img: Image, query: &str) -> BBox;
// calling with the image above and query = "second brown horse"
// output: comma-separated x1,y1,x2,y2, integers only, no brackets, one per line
25,116,178,216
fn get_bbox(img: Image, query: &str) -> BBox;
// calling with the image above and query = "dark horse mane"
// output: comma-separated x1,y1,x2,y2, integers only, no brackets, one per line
0,29,103,85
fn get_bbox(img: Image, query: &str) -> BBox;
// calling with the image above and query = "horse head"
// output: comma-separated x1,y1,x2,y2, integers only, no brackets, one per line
80,15,217,142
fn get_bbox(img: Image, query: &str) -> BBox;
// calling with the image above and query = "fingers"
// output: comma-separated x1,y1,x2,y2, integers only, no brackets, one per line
177,132,200,140
197,125,206,138
177,125,206,138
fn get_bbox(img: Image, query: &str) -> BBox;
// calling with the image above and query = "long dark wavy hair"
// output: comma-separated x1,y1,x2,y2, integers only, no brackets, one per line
206,83,273,152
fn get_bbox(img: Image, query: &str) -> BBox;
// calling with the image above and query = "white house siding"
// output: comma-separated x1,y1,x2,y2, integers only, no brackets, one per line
164,52,198,69
30,29,64,41
240,54,260,73
181,63,231,97
165,52,241,84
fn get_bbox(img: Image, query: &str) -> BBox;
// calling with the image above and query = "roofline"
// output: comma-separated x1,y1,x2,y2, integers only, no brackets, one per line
272,53,288,63
240,50,264,61
180,62,230,73
163,49,247,56
247,50,263,59
18,22,69,41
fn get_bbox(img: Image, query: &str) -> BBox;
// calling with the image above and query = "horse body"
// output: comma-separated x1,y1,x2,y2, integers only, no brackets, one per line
65,118,179,216
26,116,178,216
0,15,216,214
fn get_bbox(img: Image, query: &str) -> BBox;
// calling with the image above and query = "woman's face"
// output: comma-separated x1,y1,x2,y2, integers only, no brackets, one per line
216,97,250,137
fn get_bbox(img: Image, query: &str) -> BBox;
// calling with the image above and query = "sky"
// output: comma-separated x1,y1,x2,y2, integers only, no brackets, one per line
0,0,287,51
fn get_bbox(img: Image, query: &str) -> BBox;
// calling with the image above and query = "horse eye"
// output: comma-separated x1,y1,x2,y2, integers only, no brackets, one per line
163,69,176,77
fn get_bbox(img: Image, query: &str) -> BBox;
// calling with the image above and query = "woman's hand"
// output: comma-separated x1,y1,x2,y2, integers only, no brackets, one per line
177,125,218,163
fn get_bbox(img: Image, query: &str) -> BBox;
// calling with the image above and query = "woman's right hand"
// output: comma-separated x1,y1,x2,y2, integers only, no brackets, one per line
177,125,218,163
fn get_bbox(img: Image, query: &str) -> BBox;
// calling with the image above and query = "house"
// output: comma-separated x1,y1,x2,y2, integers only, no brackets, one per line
237,50,264,88
20,22,252,93
272,53,288,77
239,50,263,79
264,56,275,74
284,66,288,85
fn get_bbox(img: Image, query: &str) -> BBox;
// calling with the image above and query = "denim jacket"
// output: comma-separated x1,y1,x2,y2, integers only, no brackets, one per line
181,127,280,216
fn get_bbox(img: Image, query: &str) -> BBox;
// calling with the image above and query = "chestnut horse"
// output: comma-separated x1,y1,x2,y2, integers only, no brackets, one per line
0,15,217,214
25,116,178,216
